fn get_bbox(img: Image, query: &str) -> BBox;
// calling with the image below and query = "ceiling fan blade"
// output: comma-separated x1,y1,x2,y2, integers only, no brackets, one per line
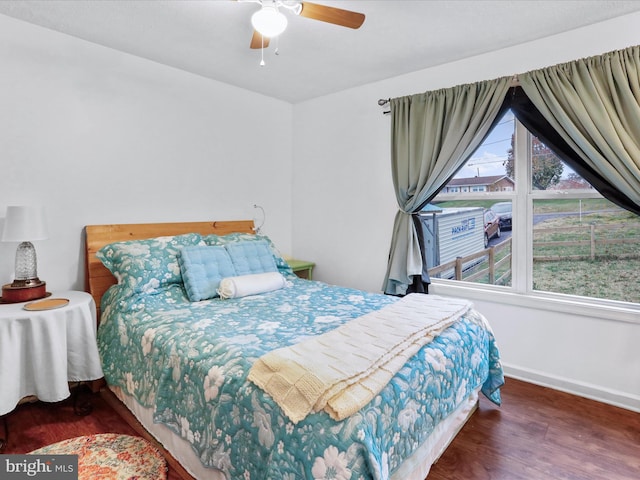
298,2,365,29
250,30,270,49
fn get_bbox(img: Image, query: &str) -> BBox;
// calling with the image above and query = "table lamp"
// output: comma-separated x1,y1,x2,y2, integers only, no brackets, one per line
1,205,49,303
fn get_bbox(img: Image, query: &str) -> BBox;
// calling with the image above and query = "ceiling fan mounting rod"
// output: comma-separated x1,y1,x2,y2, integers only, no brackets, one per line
237,0,302,14
278,1,303,15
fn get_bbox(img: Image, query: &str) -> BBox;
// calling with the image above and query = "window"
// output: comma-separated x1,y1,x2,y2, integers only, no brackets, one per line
427,110,640,305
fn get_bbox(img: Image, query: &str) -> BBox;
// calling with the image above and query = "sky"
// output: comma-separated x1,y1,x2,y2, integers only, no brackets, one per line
456,111,515,179
454,110,576,180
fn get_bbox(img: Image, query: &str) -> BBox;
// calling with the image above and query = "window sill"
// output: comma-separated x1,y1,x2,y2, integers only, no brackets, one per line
429,279,640,325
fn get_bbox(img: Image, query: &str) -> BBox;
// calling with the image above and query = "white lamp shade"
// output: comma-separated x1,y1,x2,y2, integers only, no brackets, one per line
251,6,288,38
2,206,49,242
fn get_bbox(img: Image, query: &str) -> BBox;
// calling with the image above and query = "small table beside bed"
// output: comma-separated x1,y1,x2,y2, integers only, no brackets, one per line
84,220,503,480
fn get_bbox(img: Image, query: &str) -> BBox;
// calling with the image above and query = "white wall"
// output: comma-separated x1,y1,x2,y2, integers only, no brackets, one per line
0,14,293,291
292,13,640,411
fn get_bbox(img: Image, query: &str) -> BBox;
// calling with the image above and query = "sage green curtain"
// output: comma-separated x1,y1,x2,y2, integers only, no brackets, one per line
382,78,511,295
519,46,640,208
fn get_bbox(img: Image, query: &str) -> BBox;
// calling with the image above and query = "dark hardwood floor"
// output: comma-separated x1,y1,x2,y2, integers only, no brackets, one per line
2,378,638,479
1,388,138,454
429,378,640,480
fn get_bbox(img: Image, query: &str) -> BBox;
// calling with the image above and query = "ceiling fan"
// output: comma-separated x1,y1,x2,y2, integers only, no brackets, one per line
238,1,365,49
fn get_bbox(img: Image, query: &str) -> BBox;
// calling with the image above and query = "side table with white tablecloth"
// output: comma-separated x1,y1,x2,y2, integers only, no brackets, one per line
0,290,104,448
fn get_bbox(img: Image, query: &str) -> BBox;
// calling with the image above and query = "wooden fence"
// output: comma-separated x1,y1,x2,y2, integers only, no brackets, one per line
428,238,512,284
532,222,640,261
427,221,639,285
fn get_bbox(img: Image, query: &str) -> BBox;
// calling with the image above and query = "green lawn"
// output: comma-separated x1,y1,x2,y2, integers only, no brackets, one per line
533,257,639,303
533,207,640,302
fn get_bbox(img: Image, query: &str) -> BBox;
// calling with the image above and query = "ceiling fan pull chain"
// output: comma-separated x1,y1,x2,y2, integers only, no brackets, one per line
260,34,266,66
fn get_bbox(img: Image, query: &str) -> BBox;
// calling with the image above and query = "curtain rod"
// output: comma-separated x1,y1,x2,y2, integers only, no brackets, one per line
378,98,390,115
377,75,520,115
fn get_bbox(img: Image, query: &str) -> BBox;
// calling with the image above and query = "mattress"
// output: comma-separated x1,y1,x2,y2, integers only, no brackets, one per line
97,276,503,479
110,384,480,480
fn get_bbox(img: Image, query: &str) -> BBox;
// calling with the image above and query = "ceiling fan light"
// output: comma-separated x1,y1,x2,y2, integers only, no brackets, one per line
251,6,288,38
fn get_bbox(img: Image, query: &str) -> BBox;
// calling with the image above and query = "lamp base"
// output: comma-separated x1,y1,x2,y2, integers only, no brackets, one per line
1,280,47,303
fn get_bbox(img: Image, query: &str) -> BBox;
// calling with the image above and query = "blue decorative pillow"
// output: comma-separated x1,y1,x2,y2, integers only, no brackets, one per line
178,246,237,301
96,233,202,294
224,240,278,276
201,233,294,277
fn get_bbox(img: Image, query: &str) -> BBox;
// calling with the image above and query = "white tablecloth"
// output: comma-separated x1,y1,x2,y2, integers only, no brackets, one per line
0,290,104,415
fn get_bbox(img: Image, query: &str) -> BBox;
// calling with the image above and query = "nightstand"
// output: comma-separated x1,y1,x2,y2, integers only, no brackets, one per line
0,290,104,450
287,259,315,280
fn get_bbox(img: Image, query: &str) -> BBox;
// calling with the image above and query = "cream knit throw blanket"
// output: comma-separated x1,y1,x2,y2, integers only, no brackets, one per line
248,293,472,423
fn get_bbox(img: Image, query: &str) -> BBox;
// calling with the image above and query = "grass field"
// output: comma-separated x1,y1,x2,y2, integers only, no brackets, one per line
532,257,639,303
532,207,640,303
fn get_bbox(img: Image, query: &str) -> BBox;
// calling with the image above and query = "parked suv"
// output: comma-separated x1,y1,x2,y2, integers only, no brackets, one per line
490,201,512,230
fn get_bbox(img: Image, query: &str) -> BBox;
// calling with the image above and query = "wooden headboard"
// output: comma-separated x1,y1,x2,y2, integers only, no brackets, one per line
84,220,255,319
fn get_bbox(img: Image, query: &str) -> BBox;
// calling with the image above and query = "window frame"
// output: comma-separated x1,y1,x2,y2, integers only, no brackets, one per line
430,116,640,316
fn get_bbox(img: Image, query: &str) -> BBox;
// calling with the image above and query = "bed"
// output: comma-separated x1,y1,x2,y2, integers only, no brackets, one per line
84,220,503,480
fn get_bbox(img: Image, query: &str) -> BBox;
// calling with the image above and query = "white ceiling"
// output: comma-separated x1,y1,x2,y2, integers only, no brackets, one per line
2,0,640,103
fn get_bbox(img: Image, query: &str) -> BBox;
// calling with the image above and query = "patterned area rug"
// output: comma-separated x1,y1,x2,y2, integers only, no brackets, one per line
29,433,167,479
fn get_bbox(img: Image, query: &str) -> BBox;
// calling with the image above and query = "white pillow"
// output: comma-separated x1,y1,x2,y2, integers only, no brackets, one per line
217,272,288,299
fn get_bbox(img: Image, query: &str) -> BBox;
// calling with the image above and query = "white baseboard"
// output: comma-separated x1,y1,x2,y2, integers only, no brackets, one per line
502,363,640,413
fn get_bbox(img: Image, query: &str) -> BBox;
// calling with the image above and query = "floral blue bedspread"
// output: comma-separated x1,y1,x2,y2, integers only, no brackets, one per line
97,278,503,480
